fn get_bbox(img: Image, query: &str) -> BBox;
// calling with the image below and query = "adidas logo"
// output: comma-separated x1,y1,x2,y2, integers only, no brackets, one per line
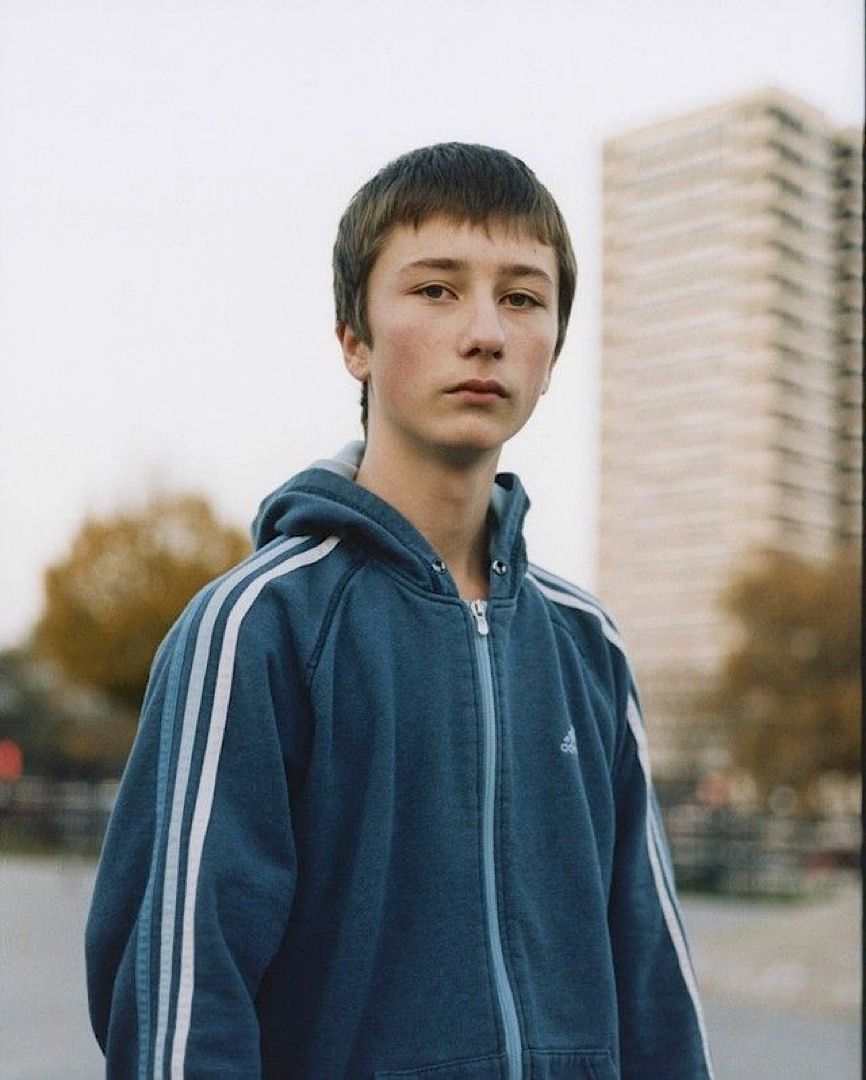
560,725,577,755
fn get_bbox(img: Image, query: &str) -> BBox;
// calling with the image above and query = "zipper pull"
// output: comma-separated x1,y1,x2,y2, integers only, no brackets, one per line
469,599,489,636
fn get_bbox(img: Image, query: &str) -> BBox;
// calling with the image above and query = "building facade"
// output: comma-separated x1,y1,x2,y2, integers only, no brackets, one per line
599,88,862,778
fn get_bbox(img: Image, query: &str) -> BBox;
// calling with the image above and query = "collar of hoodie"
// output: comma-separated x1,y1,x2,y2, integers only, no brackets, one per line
251,441,530,600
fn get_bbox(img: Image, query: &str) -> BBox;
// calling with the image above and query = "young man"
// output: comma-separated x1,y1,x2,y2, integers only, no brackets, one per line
86,143,714,1078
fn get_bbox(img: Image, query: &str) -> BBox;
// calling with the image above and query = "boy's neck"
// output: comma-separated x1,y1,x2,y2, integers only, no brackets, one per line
354,432,499,601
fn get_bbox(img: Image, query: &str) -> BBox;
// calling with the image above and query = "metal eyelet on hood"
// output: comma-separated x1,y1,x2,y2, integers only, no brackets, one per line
431,558,447,573
491,559,508,576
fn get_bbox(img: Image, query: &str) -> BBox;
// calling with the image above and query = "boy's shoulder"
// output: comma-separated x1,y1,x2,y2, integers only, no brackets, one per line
162,532,354,675
524,561,630,667
206,532,349,612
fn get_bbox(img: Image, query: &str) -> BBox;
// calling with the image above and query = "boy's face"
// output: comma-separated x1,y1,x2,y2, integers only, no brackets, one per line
338,215,559,463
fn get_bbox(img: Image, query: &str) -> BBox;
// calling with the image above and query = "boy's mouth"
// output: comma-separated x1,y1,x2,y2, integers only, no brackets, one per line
448,379,508,397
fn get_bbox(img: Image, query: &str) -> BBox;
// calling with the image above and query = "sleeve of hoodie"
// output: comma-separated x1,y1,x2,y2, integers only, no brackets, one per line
606,646,715,1080
85,577,304,1079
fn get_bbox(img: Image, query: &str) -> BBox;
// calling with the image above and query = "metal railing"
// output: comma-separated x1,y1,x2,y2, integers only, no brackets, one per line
0,777,117,855
663,803,860,896
2,779,860,899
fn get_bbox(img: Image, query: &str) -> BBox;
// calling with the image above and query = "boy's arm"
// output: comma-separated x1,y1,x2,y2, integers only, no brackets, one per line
608,678,715,1079
86,591,300,1079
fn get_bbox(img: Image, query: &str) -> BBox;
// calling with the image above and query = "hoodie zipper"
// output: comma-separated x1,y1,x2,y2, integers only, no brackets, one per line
468,599,523,1080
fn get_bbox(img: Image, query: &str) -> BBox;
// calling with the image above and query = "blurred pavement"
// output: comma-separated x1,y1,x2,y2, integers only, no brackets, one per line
0,856,860,1078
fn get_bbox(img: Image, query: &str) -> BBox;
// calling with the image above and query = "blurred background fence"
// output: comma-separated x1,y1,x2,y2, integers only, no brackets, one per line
663,802,860,897
1,776,859,900
0,778,116,857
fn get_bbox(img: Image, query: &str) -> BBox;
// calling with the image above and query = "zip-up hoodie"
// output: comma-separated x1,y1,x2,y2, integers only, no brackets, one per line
86,441,714,1080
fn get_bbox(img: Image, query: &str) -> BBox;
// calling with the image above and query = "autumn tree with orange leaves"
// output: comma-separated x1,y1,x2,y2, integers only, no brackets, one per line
34,493,250,712
702,548,860,803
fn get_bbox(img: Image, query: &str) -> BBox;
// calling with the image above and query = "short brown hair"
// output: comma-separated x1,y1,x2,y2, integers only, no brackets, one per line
332,143,578,434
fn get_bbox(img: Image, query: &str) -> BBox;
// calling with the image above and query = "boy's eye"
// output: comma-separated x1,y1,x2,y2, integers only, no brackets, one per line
417,284,451,300
505,292,540,308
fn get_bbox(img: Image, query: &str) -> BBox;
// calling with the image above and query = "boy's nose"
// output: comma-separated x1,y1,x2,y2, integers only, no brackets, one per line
459,299,505,358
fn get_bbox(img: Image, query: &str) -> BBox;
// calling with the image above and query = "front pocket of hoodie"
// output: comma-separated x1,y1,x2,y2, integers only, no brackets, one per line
374,1048,617,1079
374,1051,505,1078
529,1048,618,1079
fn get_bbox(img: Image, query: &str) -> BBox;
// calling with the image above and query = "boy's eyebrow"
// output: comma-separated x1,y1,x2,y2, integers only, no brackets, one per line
400,257,554,286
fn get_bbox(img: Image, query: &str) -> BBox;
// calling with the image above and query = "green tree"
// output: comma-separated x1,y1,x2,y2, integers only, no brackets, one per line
34,493,250,713
704,548,860,802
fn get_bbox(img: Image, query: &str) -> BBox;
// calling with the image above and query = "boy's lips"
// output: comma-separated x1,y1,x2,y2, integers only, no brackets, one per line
447,379,508,397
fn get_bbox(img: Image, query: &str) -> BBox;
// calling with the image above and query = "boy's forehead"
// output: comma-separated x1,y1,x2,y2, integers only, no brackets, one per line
375,214,557,277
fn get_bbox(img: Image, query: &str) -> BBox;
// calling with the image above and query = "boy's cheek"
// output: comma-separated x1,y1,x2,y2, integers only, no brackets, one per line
377,329,445,387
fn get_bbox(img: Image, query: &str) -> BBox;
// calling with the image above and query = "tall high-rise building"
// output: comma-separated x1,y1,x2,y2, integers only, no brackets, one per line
599,88,863,778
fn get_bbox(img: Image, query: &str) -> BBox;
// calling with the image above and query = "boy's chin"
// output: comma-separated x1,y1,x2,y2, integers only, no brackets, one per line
425,424,514,465
369,413,519,465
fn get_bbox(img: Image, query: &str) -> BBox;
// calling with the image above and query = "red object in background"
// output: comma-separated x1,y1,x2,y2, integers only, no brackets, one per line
696,770,730,808
0,739,23,782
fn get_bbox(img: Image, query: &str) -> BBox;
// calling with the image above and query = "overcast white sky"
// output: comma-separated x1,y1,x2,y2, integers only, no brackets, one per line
0,0,862,648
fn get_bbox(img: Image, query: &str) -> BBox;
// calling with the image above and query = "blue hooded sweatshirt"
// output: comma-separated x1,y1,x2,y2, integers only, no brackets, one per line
86,441,714,1079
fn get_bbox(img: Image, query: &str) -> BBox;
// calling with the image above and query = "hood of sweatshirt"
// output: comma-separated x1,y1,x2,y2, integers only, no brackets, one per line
251,441,531,600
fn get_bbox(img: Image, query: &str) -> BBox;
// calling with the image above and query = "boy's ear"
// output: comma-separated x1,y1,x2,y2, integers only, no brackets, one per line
336,323,370,383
